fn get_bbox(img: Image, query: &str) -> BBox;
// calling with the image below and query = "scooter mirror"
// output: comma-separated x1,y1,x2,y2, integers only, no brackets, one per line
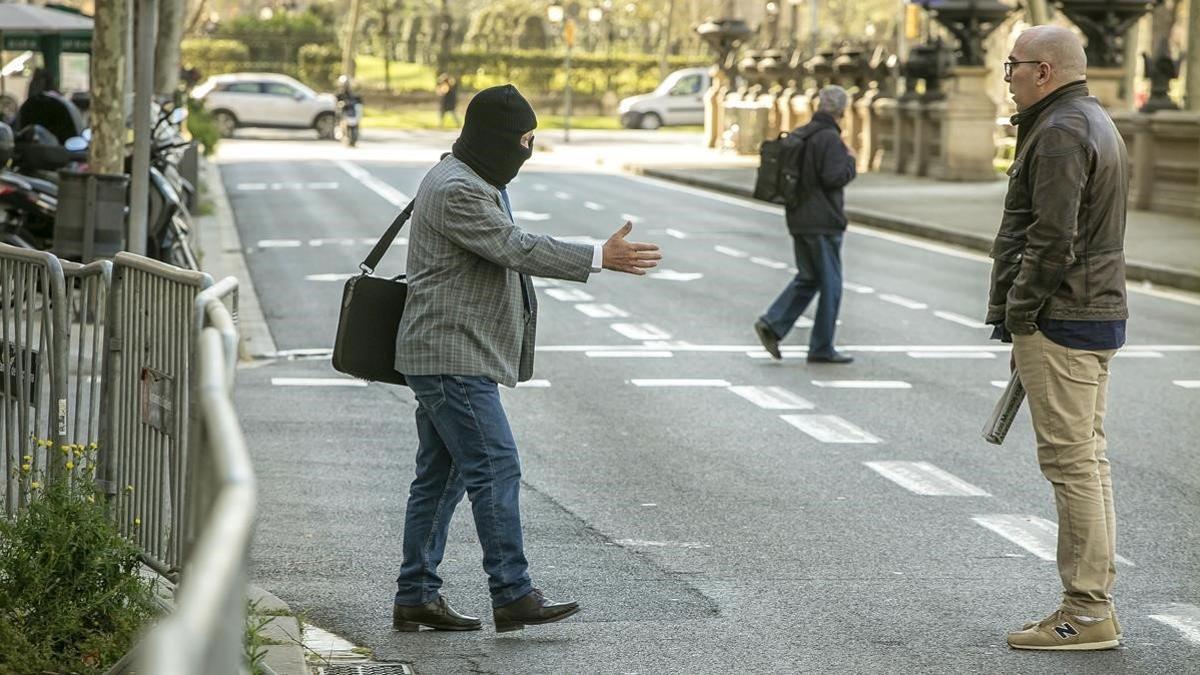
170,108,188,125
64,136,89,152
82,128,93,141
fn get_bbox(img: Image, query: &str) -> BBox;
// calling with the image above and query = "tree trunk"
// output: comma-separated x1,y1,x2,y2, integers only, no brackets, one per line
343,0,364,78
155,0,185,96
90,0,127,176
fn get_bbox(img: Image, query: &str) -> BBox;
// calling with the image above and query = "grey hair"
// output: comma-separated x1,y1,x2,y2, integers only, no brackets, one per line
817,85,849,116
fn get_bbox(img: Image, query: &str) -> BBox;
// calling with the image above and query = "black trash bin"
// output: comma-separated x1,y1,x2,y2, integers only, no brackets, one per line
53,172,130,262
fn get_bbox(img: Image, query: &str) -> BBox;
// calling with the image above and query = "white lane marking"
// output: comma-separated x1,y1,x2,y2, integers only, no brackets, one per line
271,378,367,387
728,385,814,410
306,181,340,190
583,201,604,210
972,515,1135,565
907,351,996,359
309,238,358,247
611,323,672,340
513,211,551,221
843,281,875,294
1114,351,1164,358
585,350,673,358
257,239,302,248
750,257,789,269
268,348,334,358
991,380,1009,388
334,160,409,206
304,273,357,282
933,310,987,329
811,380,912,389
664,228,688,239
1174,380,1200,388
632,379,731,387
531,277,558,288
620,213,643,223
649,269,703,281
536,343,1197,354
864,461,991,496
237,182,267,191
532,183,547,191
1148,604,1200,645
556,235,605,245
780,415,882,443
545,288,594,302
553,191,571,200
575,303,630,318
514,379,551,388
714,245,748,258
614,539,711,549
879,293,928,310
626,172,1200,307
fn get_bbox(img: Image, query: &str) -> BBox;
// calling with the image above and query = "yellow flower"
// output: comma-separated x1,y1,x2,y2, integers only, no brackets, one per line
20,463,30,473
89,443,98,450
87,495,95,504
133,517,142,526
125,484,134,493
73,448,83,458
22,455,31,462
65,461,74,470
30,481,41,490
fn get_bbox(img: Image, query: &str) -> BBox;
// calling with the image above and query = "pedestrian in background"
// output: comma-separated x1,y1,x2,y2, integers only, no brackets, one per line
391,84,662,633
754,85,858,364
989,25,1129,651
436,73,459,128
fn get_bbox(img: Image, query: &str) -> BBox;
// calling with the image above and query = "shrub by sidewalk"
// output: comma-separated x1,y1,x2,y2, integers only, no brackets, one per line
0,462,159,675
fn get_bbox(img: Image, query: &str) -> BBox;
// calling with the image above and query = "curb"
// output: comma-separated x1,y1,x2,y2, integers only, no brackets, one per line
630,165,1200,293
195,157,280,359
248,585,310,675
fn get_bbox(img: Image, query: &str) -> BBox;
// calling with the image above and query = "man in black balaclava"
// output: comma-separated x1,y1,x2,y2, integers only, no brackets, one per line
391,84,662,633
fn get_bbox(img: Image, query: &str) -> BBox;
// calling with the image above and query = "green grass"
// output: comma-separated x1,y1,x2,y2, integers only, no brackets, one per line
354,56,437,93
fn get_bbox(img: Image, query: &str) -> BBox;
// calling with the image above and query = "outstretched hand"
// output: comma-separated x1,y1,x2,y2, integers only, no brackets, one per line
602,221,662,275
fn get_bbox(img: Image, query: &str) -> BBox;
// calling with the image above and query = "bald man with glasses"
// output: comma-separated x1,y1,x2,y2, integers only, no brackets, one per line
988,25,1130,651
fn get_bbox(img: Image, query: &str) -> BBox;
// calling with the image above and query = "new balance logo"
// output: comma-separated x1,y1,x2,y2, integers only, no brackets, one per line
1054,622,1079,639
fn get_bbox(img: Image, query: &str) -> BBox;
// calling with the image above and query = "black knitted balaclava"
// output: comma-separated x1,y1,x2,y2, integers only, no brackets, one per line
451,84,537,189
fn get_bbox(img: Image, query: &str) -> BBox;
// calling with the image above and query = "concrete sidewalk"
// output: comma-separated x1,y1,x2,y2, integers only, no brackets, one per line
628,163,1200,292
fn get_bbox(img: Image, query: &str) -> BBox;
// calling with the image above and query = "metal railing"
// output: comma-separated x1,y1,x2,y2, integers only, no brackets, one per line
138,293,255,675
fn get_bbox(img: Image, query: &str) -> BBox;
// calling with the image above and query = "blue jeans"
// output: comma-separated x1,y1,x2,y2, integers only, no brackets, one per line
760,233,844,358
395,374,533,608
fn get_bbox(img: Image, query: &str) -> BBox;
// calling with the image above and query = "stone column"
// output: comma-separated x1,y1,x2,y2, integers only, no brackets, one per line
927,66,1000,181
1088,67,1129,110
1188,0,1200,110
874,96,902,172
704,69,729,148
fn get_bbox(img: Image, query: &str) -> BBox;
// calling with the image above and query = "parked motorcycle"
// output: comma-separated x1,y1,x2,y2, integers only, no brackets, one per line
336,96,361,147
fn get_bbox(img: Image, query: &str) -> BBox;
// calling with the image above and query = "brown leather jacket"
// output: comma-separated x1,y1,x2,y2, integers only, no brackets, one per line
986,81,1129,334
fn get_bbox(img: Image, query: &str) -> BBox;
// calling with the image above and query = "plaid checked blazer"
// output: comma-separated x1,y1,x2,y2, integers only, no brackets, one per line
394,155,593,387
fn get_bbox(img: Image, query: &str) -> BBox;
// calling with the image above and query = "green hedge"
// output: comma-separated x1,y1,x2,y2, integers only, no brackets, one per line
447,50,710,97
181,38,250,67
298,44,341,90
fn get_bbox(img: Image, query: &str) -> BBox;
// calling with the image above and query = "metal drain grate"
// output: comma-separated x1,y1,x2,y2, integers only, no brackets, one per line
317,664,415,675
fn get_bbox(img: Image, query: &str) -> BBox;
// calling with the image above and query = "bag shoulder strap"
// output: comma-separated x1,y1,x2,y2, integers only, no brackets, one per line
360,200,415,274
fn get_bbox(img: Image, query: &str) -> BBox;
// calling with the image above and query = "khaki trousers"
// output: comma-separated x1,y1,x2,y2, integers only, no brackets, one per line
1012,330,1118,617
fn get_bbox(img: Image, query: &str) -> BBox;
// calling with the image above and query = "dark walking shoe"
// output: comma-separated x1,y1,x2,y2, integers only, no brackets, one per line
754,319,782,360
492,588,581,633
807,351,854,364
393,595,482,631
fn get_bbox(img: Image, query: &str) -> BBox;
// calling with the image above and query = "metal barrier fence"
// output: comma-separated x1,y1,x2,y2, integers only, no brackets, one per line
139,291,255,675
0,245,68,514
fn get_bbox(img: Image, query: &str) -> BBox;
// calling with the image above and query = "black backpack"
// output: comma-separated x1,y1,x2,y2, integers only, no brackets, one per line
753,130,810,207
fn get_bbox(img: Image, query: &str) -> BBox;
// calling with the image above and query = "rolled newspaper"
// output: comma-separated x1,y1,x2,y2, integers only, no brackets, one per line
983,370,1025,445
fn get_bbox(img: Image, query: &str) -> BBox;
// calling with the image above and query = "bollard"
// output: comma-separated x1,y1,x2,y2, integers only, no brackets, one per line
53,172,129,262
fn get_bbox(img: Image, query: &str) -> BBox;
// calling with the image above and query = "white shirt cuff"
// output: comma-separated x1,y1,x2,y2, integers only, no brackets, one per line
590,244,603,273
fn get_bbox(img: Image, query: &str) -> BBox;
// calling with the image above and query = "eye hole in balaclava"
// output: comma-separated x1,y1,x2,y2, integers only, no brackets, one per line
451,84,538,189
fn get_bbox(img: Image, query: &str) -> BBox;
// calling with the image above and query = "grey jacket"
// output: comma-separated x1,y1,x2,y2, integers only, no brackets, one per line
395,155,593,387
986,81,1129,333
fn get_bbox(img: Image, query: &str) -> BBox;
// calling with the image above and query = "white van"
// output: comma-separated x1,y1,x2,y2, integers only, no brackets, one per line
617,67,710,130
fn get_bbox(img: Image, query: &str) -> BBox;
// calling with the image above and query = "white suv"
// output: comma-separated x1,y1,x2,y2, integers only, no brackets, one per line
191,73,338,139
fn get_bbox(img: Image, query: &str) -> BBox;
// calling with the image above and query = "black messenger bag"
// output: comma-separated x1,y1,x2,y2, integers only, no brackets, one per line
332,200,415,386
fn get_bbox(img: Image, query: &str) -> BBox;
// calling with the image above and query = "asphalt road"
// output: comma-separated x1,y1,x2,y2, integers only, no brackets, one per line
220,131,1200,674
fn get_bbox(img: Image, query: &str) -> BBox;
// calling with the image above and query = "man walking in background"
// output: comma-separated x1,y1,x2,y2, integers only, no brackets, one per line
754,85,858,364
989,25,1129,651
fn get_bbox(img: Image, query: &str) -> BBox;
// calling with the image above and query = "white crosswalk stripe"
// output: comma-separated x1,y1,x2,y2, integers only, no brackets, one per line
907,351,996,359
714,245,748,258
1148,604,1200,645
812,380,911,389
972,514,1134,565
879,293,928,309
271,378,366,387
585,350,673,358
632,379,731,387
1174,380,1200,388
864,461,991,496
933,310,987,329
545,288,595,302
750,257,788,269
780,415,882,443
728,386,814,410
574,303,630,318
610,323,672,340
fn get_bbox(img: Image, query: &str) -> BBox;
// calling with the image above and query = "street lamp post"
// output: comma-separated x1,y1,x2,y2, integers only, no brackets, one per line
548,3,574,142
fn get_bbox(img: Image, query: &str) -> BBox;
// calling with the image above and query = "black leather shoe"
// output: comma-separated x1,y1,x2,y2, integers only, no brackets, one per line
754,319,782,360
393,595,482,631
492,588,581,633
807,352,854,364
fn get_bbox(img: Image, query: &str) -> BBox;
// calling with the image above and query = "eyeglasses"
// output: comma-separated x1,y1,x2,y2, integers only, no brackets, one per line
1003,60,1044,79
